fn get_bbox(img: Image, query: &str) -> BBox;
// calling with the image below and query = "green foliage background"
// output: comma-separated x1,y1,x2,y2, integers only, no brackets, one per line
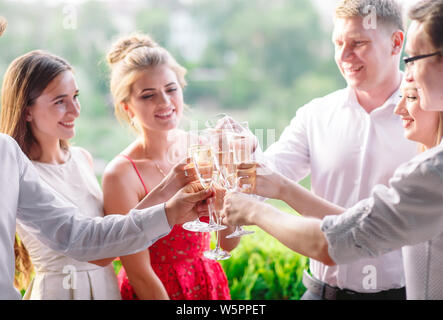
1,0,345,299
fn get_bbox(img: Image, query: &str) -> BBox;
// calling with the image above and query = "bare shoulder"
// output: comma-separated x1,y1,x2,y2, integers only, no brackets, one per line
102,155,142,215
102,140,140,183
102,155,135,187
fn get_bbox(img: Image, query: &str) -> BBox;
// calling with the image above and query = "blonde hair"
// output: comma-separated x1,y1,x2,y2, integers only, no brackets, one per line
106,33,187,132
434,113,443,147
0,16,6,36
0,50,73,291
335,0,405,31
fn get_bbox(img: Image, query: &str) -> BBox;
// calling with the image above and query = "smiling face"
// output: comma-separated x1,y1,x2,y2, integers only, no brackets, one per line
126,64,184,133
333,16,401,93
27,70,80,144
394,79,439,149
405,21,443,111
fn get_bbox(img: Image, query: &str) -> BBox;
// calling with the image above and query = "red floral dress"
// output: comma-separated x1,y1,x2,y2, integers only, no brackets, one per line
116,154,231,300
117,220,231,300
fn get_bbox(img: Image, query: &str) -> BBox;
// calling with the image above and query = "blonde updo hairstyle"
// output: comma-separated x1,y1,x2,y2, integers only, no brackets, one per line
106,33,187,132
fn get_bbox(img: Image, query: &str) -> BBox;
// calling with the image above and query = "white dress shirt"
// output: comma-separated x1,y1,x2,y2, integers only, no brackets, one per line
265,86,418,292
0,134,171,299
322,140,443,299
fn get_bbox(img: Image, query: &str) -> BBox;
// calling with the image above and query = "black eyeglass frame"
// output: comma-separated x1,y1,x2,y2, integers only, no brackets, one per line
403,51,441,65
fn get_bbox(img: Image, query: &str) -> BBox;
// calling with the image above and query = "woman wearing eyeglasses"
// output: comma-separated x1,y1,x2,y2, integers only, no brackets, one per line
222,0,443,300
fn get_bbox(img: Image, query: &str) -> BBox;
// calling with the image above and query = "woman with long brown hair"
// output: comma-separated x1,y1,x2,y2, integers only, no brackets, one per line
0,50,121,299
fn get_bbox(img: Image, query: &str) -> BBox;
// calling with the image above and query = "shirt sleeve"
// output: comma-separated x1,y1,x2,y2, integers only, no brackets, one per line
321,152,443,265
15,145,172,261
264,105,311,182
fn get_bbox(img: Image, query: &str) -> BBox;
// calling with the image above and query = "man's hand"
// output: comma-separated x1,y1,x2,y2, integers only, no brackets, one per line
165,181,213,226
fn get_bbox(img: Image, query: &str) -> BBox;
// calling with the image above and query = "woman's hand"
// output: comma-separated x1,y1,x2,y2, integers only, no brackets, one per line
150,157,198,201
237,162,287,199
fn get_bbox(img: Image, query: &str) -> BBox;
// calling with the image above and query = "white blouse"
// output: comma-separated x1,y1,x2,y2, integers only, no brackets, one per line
0,134,171,299
16,147,120,299
322,140,443,299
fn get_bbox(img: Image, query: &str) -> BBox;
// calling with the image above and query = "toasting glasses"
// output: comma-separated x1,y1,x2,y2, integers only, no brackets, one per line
182,140,227,233
203,172,232,260
206,117,256,239
225,130,255,238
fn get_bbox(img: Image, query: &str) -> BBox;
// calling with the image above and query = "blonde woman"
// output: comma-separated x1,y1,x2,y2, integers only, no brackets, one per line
103,33,238,300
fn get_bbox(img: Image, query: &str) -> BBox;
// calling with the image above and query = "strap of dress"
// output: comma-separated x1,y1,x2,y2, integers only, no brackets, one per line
119,154,149,195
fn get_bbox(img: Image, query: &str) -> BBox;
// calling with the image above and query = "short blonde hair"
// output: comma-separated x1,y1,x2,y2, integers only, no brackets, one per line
335,0,405,31
106,33,187,131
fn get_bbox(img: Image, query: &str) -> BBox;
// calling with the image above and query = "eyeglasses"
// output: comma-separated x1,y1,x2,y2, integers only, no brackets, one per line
403,51,441,66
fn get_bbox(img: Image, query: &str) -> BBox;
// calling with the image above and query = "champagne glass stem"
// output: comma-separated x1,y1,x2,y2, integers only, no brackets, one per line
207,197,216,226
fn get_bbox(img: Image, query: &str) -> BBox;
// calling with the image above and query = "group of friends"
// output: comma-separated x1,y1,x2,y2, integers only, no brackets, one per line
1,0,443,300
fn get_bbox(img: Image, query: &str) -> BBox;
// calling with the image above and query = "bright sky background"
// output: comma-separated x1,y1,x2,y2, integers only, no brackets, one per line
3,0,423,7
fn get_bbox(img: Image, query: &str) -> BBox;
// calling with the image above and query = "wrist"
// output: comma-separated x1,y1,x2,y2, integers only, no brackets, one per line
247,200,261,224
164,201,175,227
276,175,290,201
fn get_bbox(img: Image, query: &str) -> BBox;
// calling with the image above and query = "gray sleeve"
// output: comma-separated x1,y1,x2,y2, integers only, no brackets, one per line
321,155,443,265
16,146,171,261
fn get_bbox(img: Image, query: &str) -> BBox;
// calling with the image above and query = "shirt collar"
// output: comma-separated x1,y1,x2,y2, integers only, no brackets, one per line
344,72,403,113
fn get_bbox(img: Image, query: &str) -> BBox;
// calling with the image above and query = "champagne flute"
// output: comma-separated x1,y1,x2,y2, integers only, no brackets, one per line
182,144,210,232
225,131,256,238
183,144,227,232
193,144,227,232
203,174,231,260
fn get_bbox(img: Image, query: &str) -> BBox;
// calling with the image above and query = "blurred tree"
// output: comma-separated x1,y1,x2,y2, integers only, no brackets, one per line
185,0,345,138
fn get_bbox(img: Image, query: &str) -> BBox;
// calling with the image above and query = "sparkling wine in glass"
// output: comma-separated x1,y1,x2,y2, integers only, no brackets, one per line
225,133,255,238
203,176,231,261
183,144,226,232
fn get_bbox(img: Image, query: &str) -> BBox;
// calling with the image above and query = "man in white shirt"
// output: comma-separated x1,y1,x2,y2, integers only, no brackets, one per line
264,0,417,299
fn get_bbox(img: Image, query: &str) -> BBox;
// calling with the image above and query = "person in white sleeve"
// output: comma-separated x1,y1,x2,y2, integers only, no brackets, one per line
263,0,417,299
222,0,443,300
0,18,211,301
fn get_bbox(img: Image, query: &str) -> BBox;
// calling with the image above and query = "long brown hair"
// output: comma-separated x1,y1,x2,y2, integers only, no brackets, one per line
409,0,443,52
0,50,73,291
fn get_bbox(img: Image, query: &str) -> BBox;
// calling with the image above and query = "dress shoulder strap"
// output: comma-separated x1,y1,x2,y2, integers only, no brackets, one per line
119,154,149,195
